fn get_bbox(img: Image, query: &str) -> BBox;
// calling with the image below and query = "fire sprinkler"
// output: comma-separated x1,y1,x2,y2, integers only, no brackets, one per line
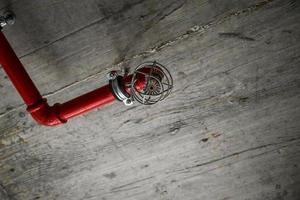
0,11,173,126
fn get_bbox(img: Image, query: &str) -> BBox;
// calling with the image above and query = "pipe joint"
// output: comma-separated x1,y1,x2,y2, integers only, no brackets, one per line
27,99,66,126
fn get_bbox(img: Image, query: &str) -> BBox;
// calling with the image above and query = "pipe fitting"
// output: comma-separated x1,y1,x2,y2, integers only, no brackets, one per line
109,75,130,103
0,11,15,29
0,26,172,126
27,99,66,126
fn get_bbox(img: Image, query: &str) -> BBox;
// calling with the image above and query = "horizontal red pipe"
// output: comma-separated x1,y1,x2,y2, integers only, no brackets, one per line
0,31,145,126
59,85,115,121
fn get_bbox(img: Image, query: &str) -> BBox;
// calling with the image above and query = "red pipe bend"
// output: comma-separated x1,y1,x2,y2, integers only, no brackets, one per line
27,99,65,126
0,31,146,126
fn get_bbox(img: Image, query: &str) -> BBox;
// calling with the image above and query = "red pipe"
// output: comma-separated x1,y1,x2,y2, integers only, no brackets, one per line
58,85,115,121
0,31,145,126
0,31,42,106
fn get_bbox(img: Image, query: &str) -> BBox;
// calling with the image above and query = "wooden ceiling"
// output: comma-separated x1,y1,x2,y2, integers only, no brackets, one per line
0,0,300,199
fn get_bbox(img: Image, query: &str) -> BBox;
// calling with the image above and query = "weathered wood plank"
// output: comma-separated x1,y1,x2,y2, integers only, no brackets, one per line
0,0,263,114
0,0,300,200
0,184,10,200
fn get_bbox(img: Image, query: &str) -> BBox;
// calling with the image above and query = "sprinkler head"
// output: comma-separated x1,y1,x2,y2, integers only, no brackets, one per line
130,61,173,105
108,61,173,106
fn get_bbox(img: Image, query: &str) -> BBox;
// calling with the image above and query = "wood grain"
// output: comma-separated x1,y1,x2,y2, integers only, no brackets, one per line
0,0,261,114
0,0,300,199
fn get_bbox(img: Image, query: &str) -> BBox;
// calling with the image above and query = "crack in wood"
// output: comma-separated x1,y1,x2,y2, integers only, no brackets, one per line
18,0,148,60
128,0,277,59
0,1,299,199
153,0,186,23
218,32,255,41
177,136,300,172
110,176,154,193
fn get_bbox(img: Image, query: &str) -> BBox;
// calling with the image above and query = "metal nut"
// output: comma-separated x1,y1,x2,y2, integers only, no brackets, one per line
107,71,118,80
123,98,133,106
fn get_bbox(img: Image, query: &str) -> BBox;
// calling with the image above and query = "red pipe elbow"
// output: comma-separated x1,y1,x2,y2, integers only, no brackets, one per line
0,31,147,126
0,31,119,126
27,99,66,126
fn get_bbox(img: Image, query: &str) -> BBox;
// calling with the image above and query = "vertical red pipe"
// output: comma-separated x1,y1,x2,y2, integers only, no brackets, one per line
0,31,118,125
0,31,43,106
0,31,147,126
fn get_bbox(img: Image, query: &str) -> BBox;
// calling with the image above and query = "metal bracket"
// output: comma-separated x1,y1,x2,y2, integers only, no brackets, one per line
0,11,15,29
108,71,133,106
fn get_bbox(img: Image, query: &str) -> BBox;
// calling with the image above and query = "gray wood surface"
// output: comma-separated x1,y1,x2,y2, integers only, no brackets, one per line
0,0,261,114
0,0,300,199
